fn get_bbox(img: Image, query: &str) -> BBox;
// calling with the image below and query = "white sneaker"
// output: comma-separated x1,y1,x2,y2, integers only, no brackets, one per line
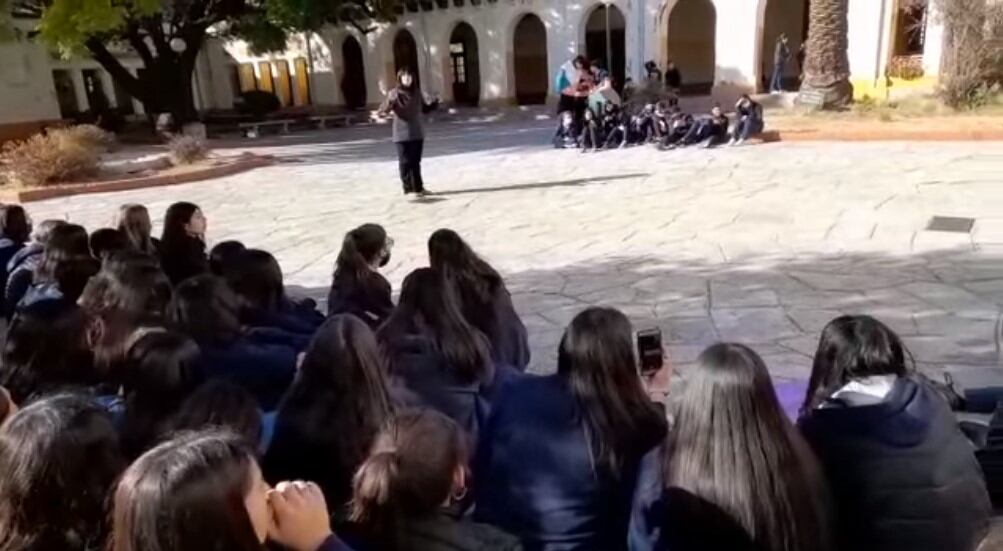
728,138,737,146
736,138,746,146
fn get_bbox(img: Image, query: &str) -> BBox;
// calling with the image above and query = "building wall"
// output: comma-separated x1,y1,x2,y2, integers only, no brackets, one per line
1,0,953,139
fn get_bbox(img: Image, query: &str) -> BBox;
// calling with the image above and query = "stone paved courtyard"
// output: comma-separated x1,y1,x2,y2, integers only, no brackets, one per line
28,120,1003,383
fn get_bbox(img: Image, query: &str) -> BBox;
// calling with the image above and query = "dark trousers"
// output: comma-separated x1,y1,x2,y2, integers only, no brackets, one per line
396,139,424,193
770,63,785,92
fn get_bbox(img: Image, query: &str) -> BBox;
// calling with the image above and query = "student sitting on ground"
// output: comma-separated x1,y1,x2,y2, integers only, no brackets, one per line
350,409,522,551
209,240,246,275
168,274,297,410
428,229,530,370
475,307,667,551
602,104,632,149
630,343,833,551
552,111,581,149
111,430,352,551
264,315,395,510
159,201,209,285
18,223,92,309
170,380,268,450
117,203,160,256
730,94,765,146
4,219,65,319
378,268,521,442
89,228,130,260
0,301,98,403
798,315,990,551
658,108,694,149
674,105,729,149
0,393,126,551
327,223,395,329
224,248,324,344
0,205,31,296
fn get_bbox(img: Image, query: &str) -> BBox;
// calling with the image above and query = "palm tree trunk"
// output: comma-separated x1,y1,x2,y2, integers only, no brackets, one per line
799,0,854,107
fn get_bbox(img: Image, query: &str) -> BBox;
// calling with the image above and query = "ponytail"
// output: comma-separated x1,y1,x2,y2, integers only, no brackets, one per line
350,450,400,524
335,232,367,281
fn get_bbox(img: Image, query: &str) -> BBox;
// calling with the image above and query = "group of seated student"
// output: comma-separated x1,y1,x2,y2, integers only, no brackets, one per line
0,201,996,551
555,94,765,152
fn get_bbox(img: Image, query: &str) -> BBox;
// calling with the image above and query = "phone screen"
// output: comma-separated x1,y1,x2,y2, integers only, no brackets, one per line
637,328,663,375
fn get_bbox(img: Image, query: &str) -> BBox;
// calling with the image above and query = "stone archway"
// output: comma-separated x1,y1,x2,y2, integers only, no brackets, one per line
759,0,808,92
393,29,420,86
584,4,626,91
341,36,367,109
512,14,549,105
449,22,481,106
666,0,716,95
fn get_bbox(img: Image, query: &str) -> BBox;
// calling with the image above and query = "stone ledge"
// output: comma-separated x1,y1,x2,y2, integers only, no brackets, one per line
766,128,1003,142
2,154,275,203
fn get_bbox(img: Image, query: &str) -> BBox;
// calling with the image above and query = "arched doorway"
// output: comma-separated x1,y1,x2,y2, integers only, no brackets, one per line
513,14,548,105
584,4,626,91
666,0,716,95
759,0,808,91
393,29,420,86
341,36,367,109
449,22,481,106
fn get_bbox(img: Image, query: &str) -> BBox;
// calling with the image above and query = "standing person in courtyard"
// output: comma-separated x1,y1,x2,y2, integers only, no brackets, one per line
664,60,682,97
379,69,439,197
771,33,791,93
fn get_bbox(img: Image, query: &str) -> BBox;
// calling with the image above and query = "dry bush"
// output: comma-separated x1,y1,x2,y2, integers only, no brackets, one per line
58,124,116,152
167,135,209,165
936,0,1003,108
0,129,103,187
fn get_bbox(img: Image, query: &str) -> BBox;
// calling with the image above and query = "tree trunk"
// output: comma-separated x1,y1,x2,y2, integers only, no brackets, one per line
85,32,202,130
799,0,854,108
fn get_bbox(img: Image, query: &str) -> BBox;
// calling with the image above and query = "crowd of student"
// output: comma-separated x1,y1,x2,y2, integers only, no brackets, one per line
552,57,765,151
0,200,996,551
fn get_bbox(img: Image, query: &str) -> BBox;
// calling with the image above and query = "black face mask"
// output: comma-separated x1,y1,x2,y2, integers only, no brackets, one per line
379,252,391,268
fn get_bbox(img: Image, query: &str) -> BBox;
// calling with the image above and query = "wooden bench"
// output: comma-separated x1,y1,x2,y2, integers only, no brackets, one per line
310,114,355,129
238,119,295,138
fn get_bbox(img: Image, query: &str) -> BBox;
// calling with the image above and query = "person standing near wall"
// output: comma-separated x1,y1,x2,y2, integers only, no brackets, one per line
379,69,439,197
771,34,791,93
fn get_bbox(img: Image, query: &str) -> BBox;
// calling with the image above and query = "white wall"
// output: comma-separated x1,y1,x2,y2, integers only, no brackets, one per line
0,30,62,124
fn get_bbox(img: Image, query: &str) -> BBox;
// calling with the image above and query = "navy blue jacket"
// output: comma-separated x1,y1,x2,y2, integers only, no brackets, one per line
475,375,664,551
244,298,325,351
0,237,24,293
483,289,531,371
159,235,209,285
194,334,297,411
328,273,394,329
4,243,42,317
799,377,990,551
379,329,521,445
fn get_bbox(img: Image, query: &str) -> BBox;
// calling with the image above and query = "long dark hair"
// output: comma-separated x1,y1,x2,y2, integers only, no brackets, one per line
427,229,504,335
171,381,263,449
120,331,204,457
0,393,125,551
34,223,89,284
0,302,96,403
265,315,393,504
801,315,911,414
210,240,246,275
333,223,390,288
117,204,157,255
558,307,667,473
0,205,30,245
379,268,492,384
111,430,264,551
224,249,286,313
168,274,243,345
666,343,832,551
161,202,201,244
351,409,466,548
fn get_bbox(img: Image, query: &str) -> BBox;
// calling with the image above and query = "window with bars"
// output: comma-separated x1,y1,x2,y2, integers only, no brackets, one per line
450,42,466,84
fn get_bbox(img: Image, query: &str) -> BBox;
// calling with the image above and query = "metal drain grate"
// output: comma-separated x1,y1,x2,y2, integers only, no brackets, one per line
925,216,975,233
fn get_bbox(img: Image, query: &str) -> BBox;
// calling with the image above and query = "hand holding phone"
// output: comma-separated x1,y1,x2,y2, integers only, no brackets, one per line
636,328,663,376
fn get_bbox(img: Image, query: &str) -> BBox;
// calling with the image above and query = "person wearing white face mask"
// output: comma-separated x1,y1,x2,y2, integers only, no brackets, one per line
379,69,439,197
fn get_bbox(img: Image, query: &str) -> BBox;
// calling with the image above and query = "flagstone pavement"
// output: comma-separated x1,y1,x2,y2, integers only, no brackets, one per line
29,120,1003,385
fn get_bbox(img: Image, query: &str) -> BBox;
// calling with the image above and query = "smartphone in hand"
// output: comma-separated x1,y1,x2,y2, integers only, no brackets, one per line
637,328,663,376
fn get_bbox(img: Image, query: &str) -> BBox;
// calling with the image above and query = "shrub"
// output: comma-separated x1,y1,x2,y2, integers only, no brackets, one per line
59,124,115,152
167,135,209,165
0,128,104,187
234,91,281,119
935,0,1003,109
